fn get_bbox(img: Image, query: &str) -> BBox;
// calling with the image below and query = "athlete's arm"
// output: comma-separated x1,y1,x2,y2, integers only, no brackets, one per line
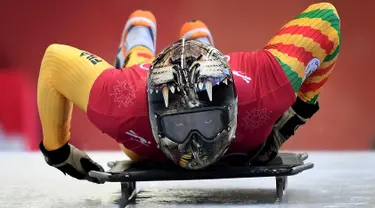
264,2,341,104
38,44,111,149
252,3,341,164
37,44,111,182
39,44,142,164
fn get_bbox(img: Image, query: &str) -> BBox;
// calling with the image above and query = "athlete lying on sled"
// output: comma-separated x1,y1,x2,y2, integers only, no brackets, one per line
37,3,341,183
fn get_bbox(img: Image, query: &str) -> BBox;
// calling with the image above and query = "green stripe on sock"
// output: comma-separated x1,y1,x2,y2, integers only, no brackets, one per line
311,94,319,103
307,94,319,104
295,9,340,34
324,40,341,62
275,57,302,92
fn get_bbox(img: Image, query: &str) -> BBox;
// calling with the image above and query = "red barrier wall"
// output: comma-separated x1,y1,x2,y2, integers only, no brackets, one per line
0,0,374,150
0,70,38,150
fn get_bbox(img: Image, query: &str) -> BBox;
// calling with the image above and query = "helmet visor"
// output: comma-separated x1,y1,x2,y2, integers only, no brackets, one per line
160,109,226,144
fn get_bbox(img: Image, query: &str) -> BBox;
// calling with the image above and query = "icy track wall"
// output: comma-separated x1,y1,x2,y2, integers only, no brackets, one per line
0,0,373,151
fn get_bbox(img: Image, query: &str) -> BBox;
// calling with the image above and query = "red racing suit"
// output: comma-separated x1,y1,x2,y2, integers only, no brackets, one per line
87,50,295,161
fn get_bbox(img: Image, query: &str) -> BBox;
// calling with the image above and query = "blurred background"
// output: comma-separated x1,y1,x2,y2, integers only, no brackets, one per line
0,0,373,152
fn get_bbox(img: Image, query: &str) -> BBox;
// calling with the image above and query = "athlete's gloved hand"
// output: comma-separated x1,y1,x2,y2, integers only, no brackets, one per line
39,141,104,184
252,97,320,165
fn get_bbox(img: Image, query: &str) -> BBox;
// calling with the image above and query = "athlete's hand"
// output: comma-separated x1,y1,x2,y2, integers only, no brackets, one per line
39,141,104,184
252,107,300,165
252,100,319,165
251,130,281,165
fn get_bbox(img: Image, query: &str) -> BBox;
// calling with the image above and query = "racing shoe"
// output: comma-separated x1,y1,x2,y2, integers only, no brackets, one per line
115,10,157,68
179,20,214,46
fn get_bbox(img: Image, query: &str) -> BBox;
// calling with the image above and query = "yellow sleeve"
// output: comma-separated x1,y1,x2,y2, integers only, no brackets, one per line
37,44,112,150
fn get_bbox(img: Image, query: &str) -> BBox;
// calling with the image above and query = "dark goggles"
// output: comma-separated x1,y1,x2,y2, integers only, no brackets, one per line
157,107,230,144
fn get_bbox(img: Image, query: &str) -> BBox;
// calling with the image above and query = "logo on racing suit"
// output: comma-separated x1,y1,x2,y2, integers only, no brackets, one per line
224,55,251,84
140,63,151,70
232,70,251,84
125,130,151,147
242,108,272,132
304,58,320,81
80,51,103,65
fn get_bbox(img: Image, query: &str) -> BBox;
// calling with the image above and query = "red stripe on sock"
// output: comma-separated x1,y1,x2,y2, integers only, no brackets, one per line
265,43,314,66
277,26,334,54
310,62,335,77
136,52,153,59
300,77,329,93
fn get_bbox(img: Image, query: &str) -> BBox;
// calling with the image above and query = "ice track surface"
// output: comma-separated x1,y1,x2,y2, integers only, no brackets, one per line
1,151,375,208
